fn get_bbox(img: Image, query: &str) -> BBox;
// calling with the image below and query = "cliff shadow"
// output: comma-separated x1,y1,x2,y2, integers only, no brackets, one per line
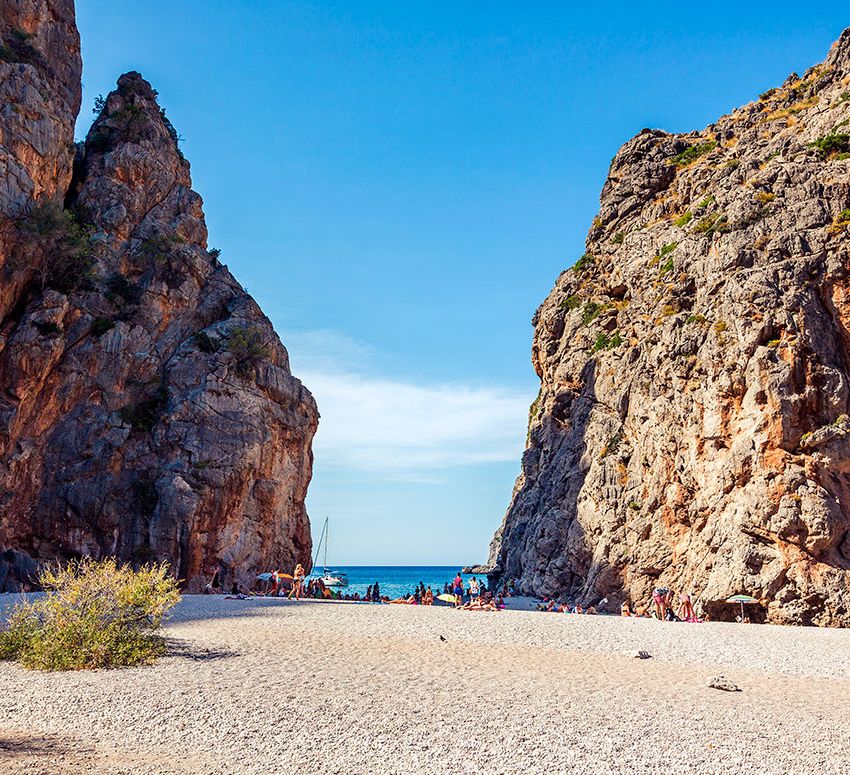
499,358,613,607
0,730,96,767
166,594,352,626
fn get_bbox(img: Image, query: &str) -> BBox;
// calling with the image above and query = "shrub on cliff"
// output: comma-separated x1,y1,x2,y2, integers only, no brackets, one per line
0,29,40,66
809,132,849,159
228,326,270,376
0,558,179,671
119,390,167,433
669,140,717,167
18,202,95,293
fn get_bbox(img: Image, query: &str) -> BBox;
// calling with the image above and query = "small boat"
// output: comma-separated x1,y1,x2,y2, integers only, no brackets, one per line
320,571,349,588
311,516,348,588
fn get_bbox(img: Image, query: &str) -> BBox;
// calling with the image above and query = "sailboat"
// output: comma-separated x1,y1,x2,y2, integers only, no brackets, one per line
311,516,348,587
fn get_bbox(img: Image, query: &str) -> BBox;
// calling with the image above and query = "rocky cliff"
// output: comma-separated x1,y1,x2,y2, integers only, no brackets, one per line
0,1,317,591
490,30,850,625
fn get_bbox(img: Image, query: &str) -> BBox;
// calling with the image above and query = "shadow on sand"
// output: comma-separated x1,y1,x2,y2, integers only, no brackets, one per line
0,730,94,763
165,594,356,627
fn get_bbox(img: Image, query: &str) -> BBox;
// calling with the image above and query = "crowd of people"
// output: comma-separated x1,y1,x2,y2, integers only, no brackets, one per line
208,565,749,623
537,586,703,622
245,568,512,611
385,574,506,610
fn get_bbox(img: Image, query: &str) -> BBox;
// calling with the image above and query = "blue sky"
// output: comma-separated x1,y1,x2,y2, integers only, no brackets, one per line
75,2,849,565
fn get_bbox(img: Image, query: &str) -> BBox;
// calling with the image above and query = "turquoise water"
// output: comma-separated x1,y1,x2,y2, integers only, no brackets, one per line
307,566,488,599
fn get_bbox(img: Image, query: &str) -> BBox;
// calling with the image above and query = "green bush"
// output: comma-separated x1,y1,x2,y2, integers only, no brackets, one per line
809,133,849,159
580,301,603,326
0,29,39,66
18,202,95,293
593,331,623,352
658,257,674,275
611,232,625,244
158,106,184,154
573,253,595,272
674,212,693,227
0,558,179,671
106,273,142,305
694,212,727,236
228,327,270,376
119,391,167,433
91,317,115,336
193,331,218,353
669,140,718,168
34,321,61,336
138,232,184,265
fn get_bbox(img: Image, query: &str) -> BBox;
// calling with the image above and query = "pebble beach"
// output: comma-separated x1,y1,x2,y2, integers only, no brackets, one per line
2,595,849,774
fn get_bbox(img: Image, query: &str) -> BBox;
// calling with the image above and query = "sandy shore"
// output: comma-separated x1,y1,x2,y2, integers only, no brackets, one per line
1,594,848,774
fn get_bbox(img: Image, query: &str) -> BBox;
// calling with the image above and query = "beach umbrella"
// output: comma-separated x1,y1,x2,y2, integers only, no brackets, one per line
726,594,759,622
437,593,457,604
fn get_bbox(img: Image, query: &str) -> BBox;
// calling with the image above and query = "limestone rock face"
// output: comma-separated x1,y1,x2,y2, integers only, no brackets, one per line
490,30,850,626
0,6,317,591
0,0,81,318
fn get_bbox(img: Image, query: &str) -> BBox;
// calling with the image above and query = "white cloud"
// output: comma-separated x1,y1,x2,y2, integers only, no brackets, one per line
283,329,531,475
282,329,376,373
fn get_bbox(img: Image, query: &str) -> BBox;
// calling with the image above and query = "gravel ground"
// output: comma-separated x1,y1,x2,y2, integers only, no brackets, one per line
1,594,848,774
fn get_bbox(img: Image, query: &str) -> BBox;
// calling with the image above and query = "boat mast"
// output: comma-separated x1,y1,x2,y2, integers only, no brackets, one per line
324,516,329,570
312,517,328,572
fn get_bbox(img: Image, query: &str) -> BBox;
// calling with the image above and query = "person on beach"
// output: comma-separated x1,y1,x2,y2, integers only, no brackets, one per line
372,582,381,602
423,586,434,605
651,587,673,620
366,585,372,602
678,593,696,622
461,596,498,611
620,601,632,616
452,572,464,604
289,563,305,600
469,577,480,603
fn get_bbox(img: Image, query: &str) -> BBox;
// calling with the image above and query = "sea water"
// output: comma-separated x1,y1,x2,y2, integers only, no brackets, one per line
308,566,488,599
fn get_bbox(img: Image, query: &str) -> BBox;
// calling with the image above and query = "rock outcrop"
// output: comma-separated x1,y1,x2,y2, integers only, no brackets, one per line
489,30,850,625
0,2,317,591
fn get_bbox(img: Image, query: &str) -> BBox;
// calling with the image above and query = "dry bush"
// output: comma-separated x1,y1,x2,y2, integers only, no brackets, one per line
0,557,179,671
